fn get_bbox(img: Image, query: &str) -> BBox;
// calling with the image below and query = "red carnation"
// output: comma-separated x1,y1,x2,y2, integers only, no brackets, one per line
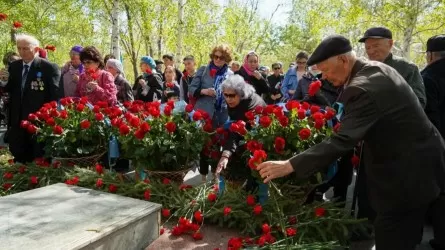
185,104,194,113
298,128,311,140
273,107,284,118
312,112,324,120
209,68,217,78
259,116,272,128
164,105,172,116
145,68,152,75
192,111,203,121
162,178,171,185
166,82,174,89
285,100,300,111
302,102,310,110
228,238,243,249
286,227,297,237
46,117,55,126
165,121,176,133
0,13,7,21
314,119,324,130
264,105,275,115
297,109,306,119
253,204,262,215
60,110,68,119
18,166,26,173
194,210,203,223
254,106,263,114
278,116,289,127
28,113,37,121
262,223,271,234
95,164,104,174
192,231,203,241
245,111,255,121
288,216,297,225
108,184,118,193
27,124,38,134
274,137,286,153
95,113,104,121
3,183,12,191
134,129,146,139
53,125,63,135
351,155,360,167
253,150,267,161
50,110,59,117
30,176,38,184
76,103,85,111
119,124,130,135
315,207,326,217
203,122,213,133
324,108,336,120
13,21,22,29
3,172,13,179
144,189,151,200
140,122,151,132
246,194,256,206
96,178,103,188
179,184,193,190
223,206,232,216
333,123,341,133
162,208,171,217
310,105,320,114
246,140,263,153
80,120,91,129
129,116,140,127
20,120,30,129
308,80,322,96
160,228,165,235
207,192,217,202
44,45,56,51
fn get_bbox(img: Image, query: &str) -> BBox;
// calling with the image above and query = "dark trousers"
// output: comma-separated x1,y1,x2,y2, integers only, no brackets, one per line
9,126,44,163
199,151,216,176
356,150,377,222
332,150,354,202
374,204,430,250
428,193,445,249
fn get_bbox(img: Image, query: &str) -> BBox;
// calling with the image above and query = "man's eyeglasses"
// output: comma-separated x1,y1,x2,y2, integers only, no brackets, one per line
223,93,237,98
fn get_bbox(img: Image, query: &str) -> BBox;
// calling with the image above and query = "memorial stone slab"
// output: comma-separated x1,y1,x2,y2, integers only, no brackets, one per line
0,183,161,250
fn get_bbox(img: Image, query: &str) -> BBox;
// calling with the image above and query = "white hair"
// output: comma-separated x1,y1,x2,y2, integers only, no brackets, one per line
15,34,40,48
221,74,256,99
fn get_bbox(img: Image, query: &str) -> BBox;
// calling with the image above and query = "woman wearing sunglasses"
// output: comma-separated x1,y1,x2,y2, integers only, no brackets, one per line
75,46,117,105
215,74,266,182
189,45,234,182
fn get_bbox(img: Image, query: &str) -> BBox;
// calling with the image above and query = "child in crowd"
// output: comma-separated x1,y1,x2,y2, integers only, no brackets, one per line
163,65,180,102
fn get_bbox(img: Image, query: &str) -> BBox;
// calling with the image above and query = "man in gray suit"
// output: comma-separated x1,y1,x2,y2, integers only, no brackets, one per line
257,35,445,250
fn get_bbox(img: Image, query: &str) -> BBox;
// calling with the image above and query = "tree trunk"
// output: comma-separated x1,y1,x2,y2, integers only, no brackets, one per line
157,18,163,59
176,0,185,64
111,0,120,59
400,0,419,59
124,3,138,80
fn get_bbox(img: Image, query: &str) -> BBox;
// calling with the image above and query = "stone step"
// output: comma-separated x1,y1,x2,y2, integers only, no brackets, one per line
0,183,161,250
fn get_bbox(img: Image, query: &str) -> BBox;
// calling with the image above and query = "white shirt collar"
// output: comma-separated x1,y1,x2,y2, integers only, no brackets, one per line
23,58,35,67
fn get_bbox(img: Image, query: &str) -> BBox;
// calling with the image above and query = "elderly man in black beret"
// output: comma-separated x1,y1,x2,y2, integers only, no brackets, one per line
257,35,445,250
359,27,426,108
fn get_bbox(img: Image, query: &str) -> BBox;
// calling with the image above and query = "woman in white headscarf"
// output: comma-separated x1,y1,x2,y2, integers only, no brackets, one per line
106,59,134,102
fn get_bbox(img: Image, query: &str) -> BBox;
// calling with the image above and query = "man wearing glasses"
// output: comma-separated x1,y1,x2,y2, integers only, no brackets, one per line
266,62,284,104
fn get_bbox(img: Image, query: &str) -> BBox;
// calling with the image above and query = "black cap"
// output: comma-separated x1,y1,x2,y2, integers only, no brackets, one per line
307,35,352,66
426,35,445,52
154,59,163,65
358,27,392,43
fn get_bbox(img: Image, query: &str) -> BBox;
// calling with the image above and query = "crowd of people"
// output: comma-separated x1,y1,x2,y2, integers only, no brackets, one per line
0,27,445,250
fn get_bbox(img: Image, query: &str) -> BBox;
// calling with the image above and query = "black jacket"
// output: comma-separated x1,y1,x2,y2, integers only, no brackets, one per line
422,58,445,138
266,74,284,104
235,67,269,96
292,73,338,107
7,57,61,161
224,93,266,153
133,73,163,102
289,59,445,213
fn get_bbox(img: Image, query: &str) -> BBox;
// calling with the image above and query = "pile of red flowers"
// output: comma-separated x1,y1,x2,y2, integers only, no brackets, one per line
114,100,211,172
22,97,112,157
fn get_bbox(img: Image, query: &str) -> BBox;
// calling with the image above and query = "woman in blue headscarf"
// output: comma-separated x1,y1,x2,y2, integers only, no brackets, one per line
60,45,84,97
133,56,163,102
